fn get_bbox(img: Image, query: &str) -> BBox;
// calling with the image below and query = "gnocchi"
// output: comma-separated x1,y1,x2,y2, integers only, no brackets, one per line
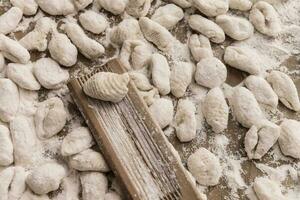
139,17,175,52
244,75,278,108
0,7,23,35
8,166,27,200
149,98,174,129
126,0,152,18
187,147,222,186
195,57,227,89
10,0,38,15
79,10,108,34
216,15,254,41
203,87,229,133
64,22,105,59
150,53,171,95
35,97,67,140
61,126,95,156
98,0,126,15
170,0,192,8
138,88,160,106
33,58,69,89
228,0,252,11
244,122,280,159
267,71,300,111
192,0,229,17
249,1,281,37
230,87,266,128
129,72,153,91
224,46,260,75
0,125,13,166
170,61,194,98
188,15,225,44
0,78,19,122
20,190,50,200
151,4,184,30
278,119,300,159
174,99,197,142
69,148,110,172
80,172,108,200
253,177,285,200
0,167,14,200
36,0,76,16
6,63,41,91
26,162,67,195
188,34,213,62
83,72,130,103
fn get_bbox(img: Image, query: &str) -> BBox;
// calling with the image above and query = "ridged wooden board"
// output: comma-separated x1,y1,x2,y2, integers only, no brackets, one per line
67,59,203,200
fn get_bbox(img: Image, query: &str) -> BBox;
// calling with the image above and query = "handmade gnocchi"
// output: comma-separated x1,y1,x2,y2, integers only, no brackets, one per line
151,53,171,95
192,0,229,17
79,10,108,34
174,99,197,142
98,0,126,15
188,34,213,62
139,17,175,52
8,166,27,200
0,125,13,166
170,62,194,98
203,87,229,133
188,15,225,43
195,57,227,89
244,75,278,108
253,177,285,200
36,0,76,16
224,46,260,75
20,190,50,200
83,72,130,103
151,4,184,30
249,1,281,37
80,172,108,200
126,0,152,18
129,72,153,91
0,167,14,200
0,7,23,35
149,98,174,129
61,126,95,156
187,147,222,186
228,0,252,11
267,71,300,111
169,0,192,8
10,0,38,15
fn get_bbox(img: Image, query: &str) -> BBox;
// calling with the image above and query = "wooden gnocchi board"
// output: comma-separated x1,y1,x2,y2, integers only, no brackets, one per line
67,59,203,200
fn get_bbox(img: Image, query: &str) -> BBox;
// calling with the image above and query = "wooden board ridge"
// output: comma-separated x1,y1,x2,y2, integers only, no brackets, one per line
67,59,203,200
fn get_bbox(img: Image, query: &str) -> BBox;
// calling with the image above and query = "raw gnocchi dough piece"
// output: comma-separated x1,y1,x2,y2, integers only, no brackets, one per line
79,10,108,34
169,0,192,8
119,40,152,70
224,46,260,75
109,18,143,46
188,34,213,62
20,189,50,200
35,97,67,140
19,17,56,52
98,0,126,15
244,122,280,159
278,119,300,159
253,177,285,200
48,30,78,67
151,4,184,30
126,0,152,18
188,15,225,44
10,0,38,15
18,88,38,117
170,61,194,98
249,1,281,37
244,75,278,108
151,53,171,95
69,148,110,172
33,58,69,89
83,72,130,103
26,162,67,195
192,0,229,17
0,7,23,35
174,99,196,142
0,167,14,200
53,171,81,200
149,98,173,129
10,115,38,166
195,57,227,89
230,87,266,128
36,0,76,16
73,0,93,10
138,88,159,106
80,172,108,200
216,15,254,41
0,79,19,122
267,71,300,111
61,126,95,156
129,72,153,91
6,63,41,90
0,34,30,64
187,147,222,186
203,87,229,133
228,0,252,11
104,191,122,200
64,22,105,59
139,17,175,52
0,125,13,166
8,166,27,200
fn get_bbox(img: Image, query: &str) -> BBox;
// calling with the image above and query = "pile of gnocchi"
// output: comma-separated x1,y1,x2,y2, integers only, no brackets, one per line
0,0,299,199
